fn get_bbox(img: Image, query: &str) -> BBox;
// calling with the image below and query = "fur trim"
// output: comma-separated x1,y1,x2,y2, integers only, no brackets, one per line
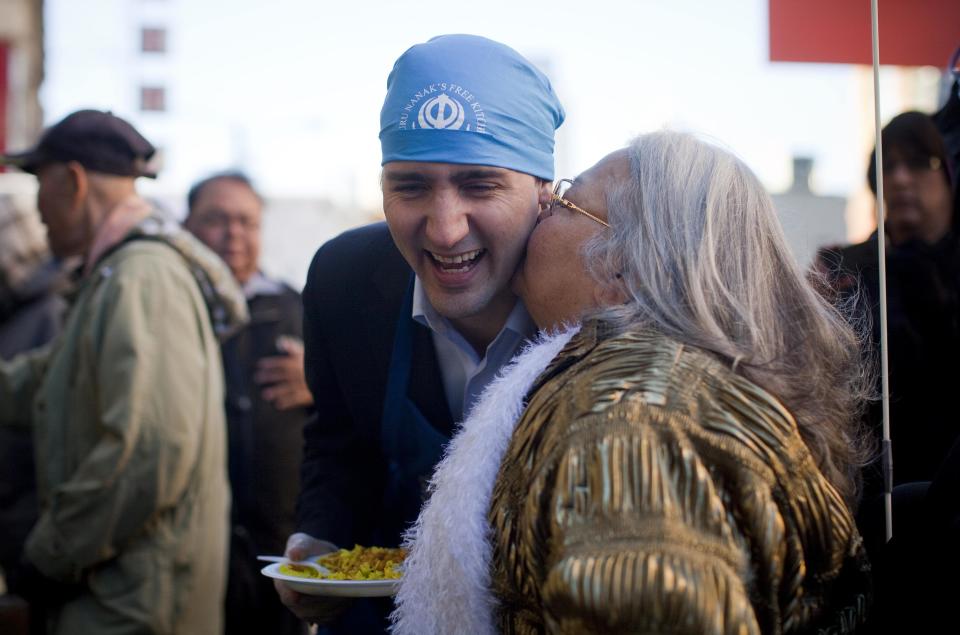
391,326,579,635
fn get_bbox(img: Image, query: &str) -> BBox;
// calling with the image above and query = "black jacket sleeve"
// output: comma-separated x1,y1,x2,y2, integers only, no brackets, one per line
296,224,404,547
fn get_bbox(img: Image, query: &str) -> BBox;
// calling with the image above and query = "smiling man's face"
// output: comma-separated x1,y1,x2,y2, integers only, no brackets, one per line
382,161,544,331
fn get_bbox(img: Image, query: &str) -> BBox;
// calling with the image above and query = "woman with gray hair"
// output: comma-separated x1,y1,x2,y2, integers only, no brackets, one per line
393,130,873,634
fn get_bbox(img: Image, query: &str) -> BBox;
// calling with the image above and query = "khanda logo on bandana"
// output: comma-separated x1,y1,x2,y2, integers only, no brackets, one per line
397,82,488,133
418,94,465,130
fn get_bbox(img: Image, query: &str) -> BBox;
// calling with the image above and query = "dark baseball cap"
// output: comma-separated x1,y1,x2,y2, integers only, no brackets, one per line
0,109,159,178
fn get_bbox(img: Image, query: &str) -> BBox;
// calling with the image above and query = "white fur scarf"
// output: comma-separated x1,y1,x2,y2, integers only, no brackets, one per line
390,326,579,635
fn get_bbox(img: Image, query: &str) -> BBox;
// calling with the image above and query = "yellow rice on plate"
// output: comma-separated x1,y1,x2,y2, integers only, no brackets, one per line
316,545,406,580
277,563,322,578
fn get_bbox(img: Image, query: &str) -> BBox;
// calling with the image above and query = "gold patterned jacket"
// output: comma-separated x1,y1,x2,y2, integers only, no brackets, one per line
489,322,870,634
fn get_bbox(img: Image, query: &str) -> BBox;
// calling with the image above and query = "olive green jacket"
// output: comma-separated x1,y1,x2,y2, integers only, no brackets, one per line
1,211,247,635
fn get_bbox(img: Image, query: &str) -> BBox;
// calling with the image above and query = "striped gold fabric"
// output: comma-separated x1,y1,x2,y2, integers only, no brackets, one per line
489,322,869,634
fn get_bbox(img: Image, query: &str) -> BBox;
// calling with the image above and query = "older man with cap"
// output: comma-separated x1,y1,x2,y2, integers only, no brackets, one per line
275,35,563,632
0,109,246,635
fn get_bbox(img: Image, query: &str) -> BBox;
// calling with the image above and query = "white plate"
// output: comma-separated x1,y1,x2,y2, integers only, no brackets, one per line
261,562,400,597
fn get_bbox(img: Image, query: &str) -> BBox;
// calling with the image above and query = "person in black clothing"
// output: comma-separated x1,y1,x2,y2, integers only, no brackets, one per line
817,111,960,494
816,111,960,632
185,171,313,635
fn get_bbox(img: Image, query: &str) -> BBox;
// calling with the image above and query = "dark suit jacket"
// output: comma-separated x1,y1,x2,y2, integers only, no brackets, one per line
297,222,454,548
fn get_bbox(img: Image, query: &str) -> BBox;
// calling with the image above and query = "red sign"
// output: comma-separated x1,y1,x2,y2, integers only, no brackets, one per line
769,0,960,67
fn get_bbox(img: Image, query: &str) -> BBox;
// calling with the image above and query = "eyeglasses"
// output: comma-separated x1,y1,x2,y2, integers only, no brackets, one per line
882,155,943,175
196,211,260,232
551,179,610,228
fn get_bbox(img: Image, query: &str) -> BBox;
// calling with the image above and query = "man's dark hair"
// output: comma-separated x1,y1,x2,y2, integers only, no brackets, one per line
186,170,262,217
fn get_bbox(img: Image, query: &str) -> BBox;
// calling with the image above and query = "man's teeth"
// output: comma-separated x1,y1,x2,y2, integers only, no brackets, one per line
430,249,483,265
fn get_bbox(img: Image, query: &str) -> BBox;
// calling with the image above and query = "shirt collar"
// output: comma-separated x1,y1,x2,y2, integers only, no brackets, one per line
412,276,536,344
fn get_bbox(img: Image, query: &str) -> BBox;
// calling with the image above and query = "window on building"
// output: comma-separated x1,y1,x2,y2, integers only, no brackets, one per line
141,27,167,53
140,86,166,112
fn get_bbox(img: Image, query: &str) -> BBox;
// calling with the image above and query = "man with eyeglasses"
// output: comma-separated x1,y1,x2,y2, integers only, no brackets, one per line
815,112,960,610
274,35,564,633
818,110,960,489
184,171,312,635
819,108,960,634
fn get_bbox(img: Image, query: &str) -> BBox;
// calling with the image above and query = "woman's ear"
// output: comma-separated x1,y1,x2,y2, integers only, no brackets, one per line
594,274,628,308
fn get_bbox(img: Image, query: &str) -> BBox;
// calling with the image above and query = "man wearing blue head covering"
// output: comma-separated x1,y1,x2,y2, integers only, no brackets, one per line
274,34,564,632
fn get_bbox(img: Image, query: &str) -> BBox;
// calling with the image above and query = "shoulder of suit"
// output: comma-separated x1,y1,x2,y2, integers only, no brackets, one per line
312,222,399,267
305,222,407,292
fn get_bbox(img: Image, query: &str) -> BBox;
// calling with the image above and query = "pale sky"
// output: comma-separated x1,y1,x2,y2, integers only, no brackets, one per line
42,0,946,201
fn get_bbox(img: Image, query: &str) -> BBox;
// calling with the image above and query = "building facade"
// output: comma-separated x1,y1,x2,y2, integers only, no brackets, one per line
0,0,43,156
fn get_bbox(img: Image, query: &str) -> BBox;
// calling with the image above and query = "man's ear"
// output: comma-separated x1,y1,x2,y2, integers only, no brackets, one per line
64,161,88,209
537,179,553,210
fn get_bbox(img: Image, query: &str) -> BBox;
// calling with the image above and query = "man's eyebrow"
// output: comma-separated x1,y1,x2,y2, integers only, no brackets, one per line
450,168,509,183
383,171,428,183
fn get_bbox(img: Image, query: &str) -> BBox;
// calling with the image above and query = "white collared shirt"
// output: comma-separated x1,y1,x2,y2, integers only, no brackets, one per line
412,277,537,421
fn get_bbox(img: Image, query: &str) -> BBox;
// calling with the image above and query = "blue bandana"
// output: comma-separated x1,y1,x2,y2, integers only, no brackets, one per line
379,34,565,181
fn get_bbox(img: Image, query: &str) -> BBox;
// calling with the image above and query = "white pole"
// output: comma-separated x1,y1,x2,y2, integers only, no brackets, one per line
870,0,893,543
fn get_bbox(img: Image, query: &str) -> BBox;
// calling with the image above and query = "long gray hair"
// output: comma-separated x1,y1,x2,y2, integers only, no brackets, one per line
583,131,871,506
